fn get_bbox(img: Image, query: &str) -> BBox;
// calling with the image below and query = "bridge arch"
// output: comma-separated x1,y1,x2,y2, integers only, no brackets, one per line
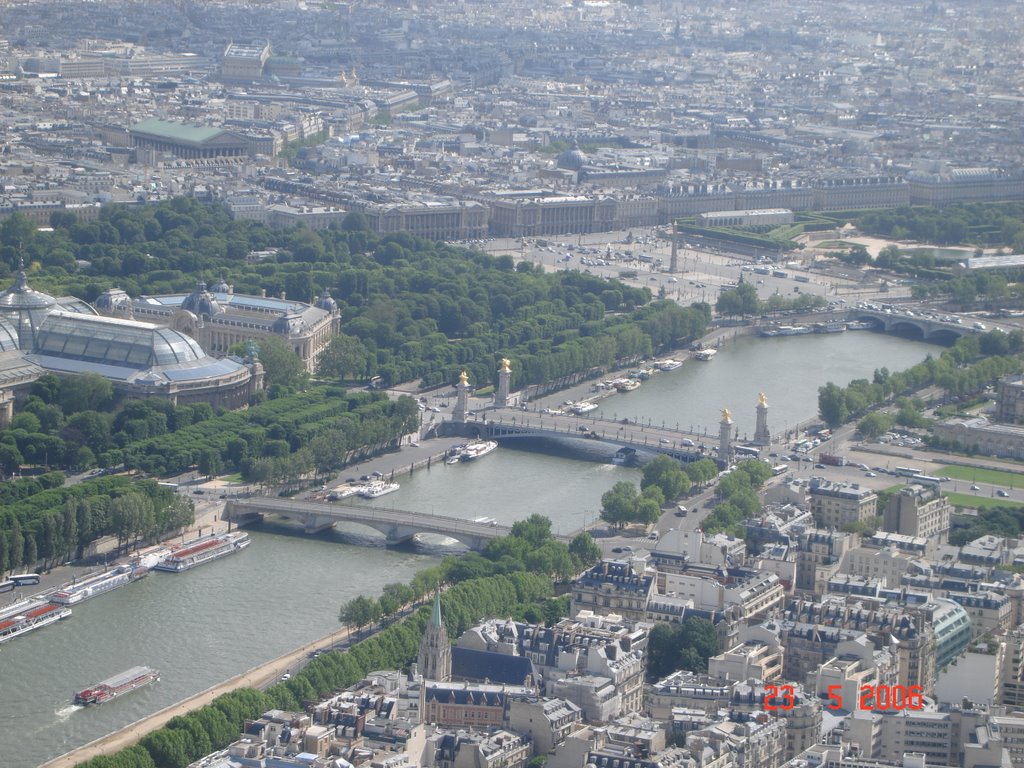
888,320,926,340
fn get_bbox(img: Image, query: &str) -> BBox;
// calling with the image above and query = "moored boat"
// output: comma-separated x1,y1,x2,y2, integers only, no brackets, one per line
0,598,71,644
760,324,811,337
694,348,717,361
358,481,400,498
460,440,498,461
51,563,148,606
654,359,683,371
846,321,877,331
813,320,847,334
154,531,250,573
75,666,160,705
571,401,599,415
614,378,641,392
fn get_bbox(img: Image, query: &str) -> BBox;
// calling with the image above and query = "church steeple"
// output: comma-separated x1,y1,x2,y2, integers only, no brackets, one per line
417,591,451,682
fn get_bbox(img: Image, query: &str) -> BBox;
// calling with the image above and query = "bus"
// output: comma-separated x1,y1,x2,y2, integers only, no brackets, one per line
910,474,942,486
772,464,789,476
734,445,761,458
894,466,923,477
10,573,40,586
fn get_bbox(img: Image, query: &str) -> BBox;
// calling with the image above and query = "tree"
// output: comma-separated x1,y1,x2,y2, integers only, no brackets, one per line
255,335,308,391
140,728,191,768
0,444,22,477
600,481,640,528
642,455,691,500
198,448,224,479
59,372,113,414
510,514,553,548
317,334,373,381
342,212,370,232
818,382,849,427
568,532,601,568
857,412,894,439
339,595,381,633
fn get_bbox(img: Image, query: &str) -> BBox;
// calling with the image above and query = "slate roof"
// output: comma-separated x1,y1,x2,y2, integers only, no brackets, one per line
451,647,534,686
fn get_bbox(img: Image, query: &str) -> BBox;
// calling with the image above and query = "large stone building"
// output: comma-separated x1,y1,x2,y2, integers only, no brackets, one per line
883,483,951,541
0,267,262,415
807,479,878,530
130,118,249,160
96,280,340,372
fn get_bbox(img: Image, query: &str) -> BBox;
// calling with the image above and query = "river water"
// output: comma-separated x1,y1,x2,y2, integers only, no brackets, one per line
1,330,936,768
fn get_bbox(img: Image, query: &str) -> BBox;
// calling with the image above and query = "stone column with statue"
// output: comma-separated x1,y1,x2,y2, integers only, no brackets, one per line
753,392,771,446
453,371,471,423
495,358,512,407
719,407,733,466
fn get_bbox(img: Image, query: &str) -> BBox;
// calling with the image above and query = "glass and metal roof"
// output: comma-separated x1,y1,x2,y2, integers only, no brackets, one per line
0,317,19,352
34,312,205,369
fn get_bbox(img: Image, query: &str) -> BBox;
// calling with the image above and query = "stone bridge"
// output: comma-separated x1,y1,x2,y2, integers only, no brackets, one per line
474,414,712,465
224,497,570,550
847,308,974,343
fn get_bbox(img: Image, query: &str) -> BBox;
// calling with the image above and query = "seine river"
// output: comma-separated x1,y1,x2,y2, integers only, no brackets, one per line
1,330,935,768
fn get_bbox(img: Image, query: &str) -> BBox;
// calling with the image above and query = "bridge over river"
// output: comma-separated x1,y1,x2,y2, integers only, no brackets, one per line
224,497,571,550
472,411,715,465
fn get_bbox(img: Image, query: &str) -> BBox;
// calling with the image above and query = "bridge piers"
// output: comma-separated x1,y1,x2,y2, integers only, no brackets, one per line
303,514,337,534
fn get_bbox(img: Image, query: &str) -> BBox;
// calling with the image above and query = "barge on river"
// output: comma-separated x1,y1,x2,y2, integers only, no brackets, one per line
75,666,160,705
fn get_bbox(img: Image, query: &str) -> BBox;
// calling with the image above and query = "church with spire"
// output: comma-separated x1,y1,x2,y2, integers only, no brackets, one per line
417,591,451,683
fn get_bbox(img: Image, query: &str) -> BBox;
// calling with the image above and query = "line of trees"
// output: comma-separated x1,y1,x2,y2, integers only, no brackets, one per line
855,202,1024,251
818,333,1024,428
0,478,191,576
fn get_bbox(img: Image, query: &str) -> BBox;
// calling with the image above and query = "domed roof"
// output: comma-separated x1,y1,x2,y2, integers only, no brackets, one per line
0,263,57,310
181,281,223,318
0,262,59,348
315,288,338,312
211,276,231,293
557,138,587,171
272,313,307,335
94,287,131,313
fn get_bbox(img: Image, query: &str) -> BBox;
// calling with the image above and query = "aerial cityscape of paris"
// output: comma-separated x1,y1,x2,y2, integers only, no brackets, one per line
0,1,1023,767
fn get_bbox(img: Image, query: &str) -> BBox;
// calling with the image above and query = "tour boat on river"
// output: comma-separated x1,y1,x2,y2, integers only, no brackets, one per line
654,359,683,371
154,531,250,573
0,598,71,644
50,562,148,606
693,348,717,361
74,666,160,705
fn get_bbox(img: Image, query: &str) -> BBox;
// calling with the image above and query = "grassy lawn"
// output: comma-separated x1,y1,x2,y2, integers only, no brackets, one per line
945,492,1024,511
221,472,244,483
937,465,1024,487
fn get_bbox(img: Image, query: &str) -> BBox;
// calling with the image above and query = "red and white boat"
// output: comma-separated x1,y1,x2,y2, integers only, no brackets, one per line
75,666,160,705
154,531,250,573
0,598,71,644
